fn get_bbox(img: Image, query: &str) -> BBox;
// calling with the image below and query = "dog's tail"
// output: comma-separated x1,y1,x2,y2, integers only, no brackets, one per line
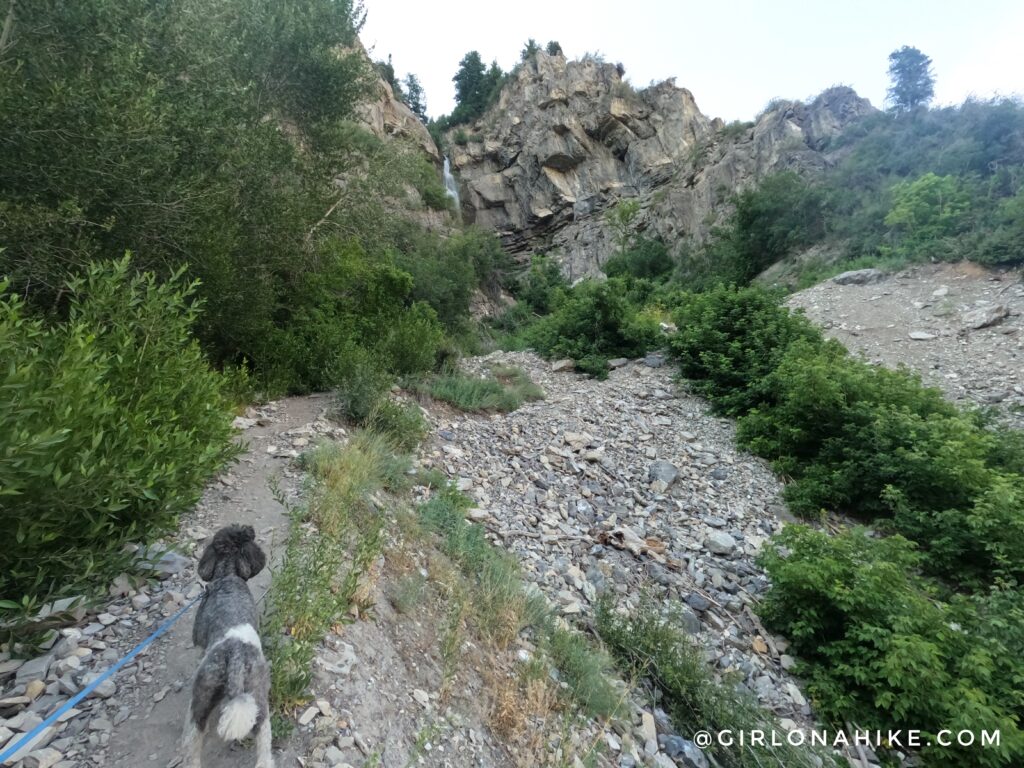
216,653,257,741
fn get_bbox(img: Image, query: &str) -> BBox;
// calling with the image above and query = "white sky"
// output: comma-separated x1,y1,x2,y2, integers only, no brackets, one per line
360,0,1024,121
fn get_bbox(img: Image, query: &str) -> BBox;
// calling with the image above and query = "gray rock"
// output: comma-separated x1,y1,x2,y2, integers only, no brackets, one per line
643,353,666,368
832,268,885,285
78,672,116,699
908,330,937,341
684,593,711,613
551,358,575,372
677,608,702,635
962,304,1009,330
137,548,190,579
705,531,737,556
648,461,679,487
608,358,630,369
15,655,53,685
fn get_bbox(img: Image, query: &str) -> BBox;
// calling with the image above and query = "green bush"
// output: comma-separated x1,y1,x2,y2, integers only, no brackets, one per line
602,237,674,281
365,399,428,453
759,526,1024,768
668,285,822,416
375,301,445,375
0,259,237,615
332,347,392,423
515,253,568,315
526,278,659,378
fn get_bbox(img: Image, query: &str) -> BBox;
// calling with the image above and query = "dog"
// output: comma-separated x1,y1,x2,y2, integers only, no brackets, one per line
178,524,273,768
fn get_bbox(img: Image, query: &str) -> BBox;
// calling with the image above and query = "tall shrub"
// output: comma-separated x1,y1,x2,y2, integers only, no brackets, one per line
0,258,237,612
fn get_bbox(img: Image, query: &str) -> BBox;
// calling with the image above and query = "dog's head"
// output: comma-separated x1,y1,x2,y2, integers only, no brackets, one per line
197,524,267,582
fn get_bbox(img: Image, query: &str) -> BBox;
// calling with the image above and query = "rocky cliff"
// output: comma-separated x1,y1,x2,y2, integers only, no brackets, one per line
357,65,440,165
446,51,874,278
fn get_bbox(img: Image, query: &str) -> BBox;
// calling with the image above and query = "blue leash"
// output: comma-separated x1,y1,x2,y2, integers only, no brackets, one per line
0,592,202,765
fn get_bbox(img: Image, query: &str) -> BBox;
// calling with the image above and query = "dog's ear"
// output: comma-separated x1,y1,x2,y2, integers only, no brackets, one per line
236,539,267,580
197,541,218,582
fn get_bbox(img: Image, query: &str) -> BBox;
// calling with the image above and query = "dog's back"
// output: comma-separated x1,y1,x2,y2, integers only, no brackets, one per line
180,524,273,768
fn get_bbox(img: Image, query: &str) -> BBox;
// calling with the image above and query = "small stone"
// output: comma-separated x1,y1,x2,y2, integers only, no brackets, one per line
705,531,737,556
643,353,666,368
412,688,430,707
751,636,769,654
25,680,46,701
96,613,117,626
786,682,807,707
21,747,64,768
608,358,629,369
684,593,710,612
551,358,575,372
908,330,936,341
335,735,355,749
648,461,679,488
130,594,151,610
640,712,657,743
298,706,319,726
15,656,52,685
780,654,796,671
79,672,116,699
323,745,346,766
962,304,1009,330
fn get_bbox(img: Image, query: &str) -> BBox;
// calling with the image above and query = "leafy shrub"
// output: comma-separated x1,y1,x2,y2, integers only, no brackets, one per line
668,284,1024,585
883,172,972,260
332,347,392,423
515,253,568,315
0,259,237,615
668,285,822,416
375,301,445,375
759,526,1024,768
602,238,674,281
526,278,660,378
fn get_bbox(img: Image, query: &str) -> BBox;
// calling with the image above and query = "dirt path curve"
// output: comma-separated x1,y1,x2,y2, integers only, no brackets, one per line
103,393,330,768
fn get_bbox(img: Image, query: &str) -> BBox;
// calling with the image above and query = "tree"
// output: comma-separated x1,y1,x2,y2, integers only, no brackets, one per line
450,51,504,126
546,40,563,56
520,38,539,61
403,73,427,122
376,54,403,100
887,46,935,112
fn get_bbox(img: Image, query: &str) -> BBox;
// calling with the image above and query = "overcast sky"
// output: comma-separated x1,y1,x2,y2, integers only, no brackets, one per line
360,0,1024,121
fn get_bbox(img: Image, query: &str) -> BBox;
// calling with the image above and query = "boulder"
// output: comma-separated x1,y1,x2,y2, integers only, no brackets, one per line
832,268,886,285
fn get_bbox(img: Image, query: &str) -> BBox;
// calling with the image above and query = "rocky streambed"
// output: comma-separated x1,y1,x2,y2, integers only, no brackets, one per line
418,351,825,755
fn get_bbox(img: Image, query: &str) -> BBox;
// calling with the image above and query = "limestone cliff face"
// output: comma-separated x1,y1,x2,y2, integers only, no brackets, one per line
357,68,440,165
446,51,874,278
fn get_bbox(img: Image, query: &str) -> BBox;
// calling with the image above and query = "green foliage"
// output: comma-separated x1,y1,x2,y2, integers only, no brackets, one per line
668,285,822,415
332,348,392,423
544,626,622,718
416,365,543,413
0,259,237,615
887,46,935,113
375,301,444,375
597,597,832,768
516,253,569,315
603,238,674,281
545,40,563,56
365,400,428,453
520,38,540,61
526,278,660,378
668,284,1024,586
883,172,972,260
402,73,427,123
759,526,1024,767
447,51,505,127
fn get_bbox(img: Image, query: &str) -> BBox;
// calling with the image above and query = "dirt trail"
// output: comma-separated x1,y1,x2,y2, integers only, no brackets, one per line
103,394,328,768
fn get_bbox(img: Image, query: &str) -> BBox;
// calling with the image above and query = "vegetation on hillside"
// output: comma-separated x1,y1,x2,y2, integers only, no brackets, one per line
0,0,511,626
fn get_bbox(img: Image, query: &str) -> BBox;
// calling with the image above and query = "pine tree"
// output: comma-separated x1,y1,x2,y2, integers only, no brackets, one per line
403,73,427,123
886,46,935,113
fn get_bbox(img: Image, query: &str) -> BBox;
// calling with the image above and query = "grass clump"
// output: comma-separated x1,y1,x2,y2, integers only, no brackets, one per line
417,365,543,413
416,486,621,717
264,427,417,721
597,598,834,768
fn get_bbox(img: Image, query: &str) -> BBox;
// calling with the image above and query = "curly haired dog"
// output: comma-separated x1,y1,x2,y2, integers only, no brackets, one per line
178,524,273,768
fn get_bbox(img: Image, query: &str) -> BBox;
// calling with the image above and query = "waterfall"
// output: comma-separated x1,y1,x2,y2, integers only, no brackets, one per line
443,156,460,209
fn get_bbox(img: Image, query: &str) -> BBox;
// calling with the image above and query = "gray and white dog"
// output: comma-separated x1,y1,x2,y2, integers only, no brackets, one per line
178,524,273,768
